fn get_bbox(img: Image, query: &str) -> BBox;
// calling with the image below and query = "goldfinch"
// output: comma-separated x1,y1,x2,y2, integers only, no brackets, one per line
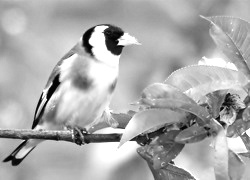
3,24,140,166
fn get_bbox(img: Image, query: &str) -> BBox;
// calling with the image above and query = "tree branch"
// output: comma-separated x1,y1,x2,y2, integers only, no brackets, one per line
0,129,122,143
0,113,132,144
0,127,165,145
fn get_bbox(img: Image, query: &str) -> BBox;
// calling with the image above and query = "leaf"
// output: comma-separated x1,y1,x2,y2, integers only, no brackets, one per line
158,164,196,180
164,65,248,102
239,132,250,152
119,109,185,147
198,56,237,70
242,106,250,122
201,16,250,79
140,83,196,104
141,98,211,125
140,130,185,169
137,147,196,180
110,112,133,129
239,152,250,158
138,83,212,125
150,163,196,180
227,119,250,138
204,90,228,118
202,16,249,75
175,124,208,144
213,123,229,180
228,150,245,180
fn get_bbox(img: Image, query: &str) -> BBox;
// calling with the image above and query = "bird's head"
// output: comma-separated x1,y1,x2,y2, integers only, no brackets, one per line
82,24,140,66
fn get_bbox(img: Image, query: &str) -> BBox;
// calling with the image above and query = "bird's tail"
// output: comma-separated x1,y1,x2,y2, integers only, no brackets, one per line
3,139,42,166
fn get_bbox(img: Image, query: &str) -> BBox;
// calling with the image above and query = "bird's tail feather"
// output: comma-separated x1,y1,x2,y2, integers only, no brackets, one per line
3,139,41,166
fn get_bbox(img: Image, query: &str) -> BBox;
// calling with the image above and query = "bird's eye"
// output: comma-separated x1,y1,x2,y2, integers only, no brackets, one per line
104,31,112,36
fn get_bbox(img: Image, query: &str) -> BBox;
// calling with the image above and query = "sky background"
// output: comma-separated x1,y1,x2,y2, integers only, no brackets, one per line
1,0,250,180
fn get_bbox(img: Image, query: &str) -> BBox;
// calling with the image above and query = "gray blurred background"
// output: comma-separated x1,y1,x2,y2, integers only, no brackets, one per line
1,0,250,180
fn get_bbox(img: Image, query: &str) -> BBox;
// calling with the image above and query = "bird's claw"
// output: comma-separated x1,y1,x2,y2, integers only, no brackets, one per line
73,127,89,145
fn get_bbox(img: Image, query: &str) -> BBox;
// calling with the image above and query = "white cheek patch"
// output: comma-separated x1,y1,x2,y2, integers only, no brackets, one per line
89,26,108,48
88,26,120,67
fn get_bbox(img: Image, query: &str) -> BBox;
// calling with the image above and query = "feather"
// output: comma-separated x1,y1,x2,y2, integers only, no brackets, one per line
32,46,78,129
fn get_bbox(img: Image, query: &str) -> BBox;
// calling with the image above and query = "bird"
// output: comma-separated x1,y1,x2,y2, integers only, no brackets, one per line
3,24,140,166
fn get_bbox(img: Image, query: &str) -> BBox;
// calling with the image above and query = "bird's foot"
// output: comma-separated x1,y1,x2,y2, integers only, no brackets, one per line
73,127,89,145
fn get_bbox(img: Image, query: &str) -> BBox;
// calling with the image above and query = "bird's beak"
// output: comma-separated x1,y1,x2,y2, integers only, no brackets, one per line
117,33,141,46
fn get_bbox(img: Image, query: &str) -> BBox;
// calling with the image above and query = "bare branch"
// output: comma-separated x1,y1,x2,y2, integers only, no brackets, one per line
0,112,133,144
0,129,122,143
0,127,165,145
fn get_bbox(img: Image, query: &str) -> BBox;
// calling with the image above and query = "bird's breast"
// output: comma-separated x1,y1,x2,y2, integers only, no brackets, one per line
56,58,119,128
88,60,119,92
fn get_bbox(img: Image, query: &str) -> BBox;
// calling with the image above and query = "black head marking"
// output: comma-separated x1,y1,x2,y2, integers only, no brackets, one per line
82,24,125,56
103,24,124,55
82,26,95,56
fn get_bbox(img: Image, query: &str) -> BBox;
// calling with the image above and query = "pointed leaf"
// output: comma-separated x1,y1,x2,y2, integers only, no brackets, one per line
110,112,133,129
201,16,250,79
213,124,229,180
242,105,250,122
137,147,196,180
175,125,208,144
139,83,212,125
137,142,184,170
164,65,248,101
239,152,250,158
227,119,250,138
198,56,237,70
151,131,184,169
239,132,250,152
140,83,196,104
228,150,245,180
158,164,196,180
119,109,185,147
140,98,211,125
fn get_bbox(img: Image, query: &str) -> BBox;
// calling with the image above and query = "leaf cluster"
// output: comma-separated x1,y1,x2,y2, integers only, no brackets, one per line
113,16,250,180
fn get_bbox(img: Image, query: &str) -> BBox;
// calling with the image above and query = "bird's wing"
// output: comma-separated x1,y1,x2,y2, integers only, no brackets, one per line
32,48,76,129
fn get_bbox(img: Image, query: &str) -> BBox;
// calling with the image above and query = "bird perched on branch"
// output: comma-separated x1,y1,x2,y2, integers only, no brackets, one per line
3,24,140,166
